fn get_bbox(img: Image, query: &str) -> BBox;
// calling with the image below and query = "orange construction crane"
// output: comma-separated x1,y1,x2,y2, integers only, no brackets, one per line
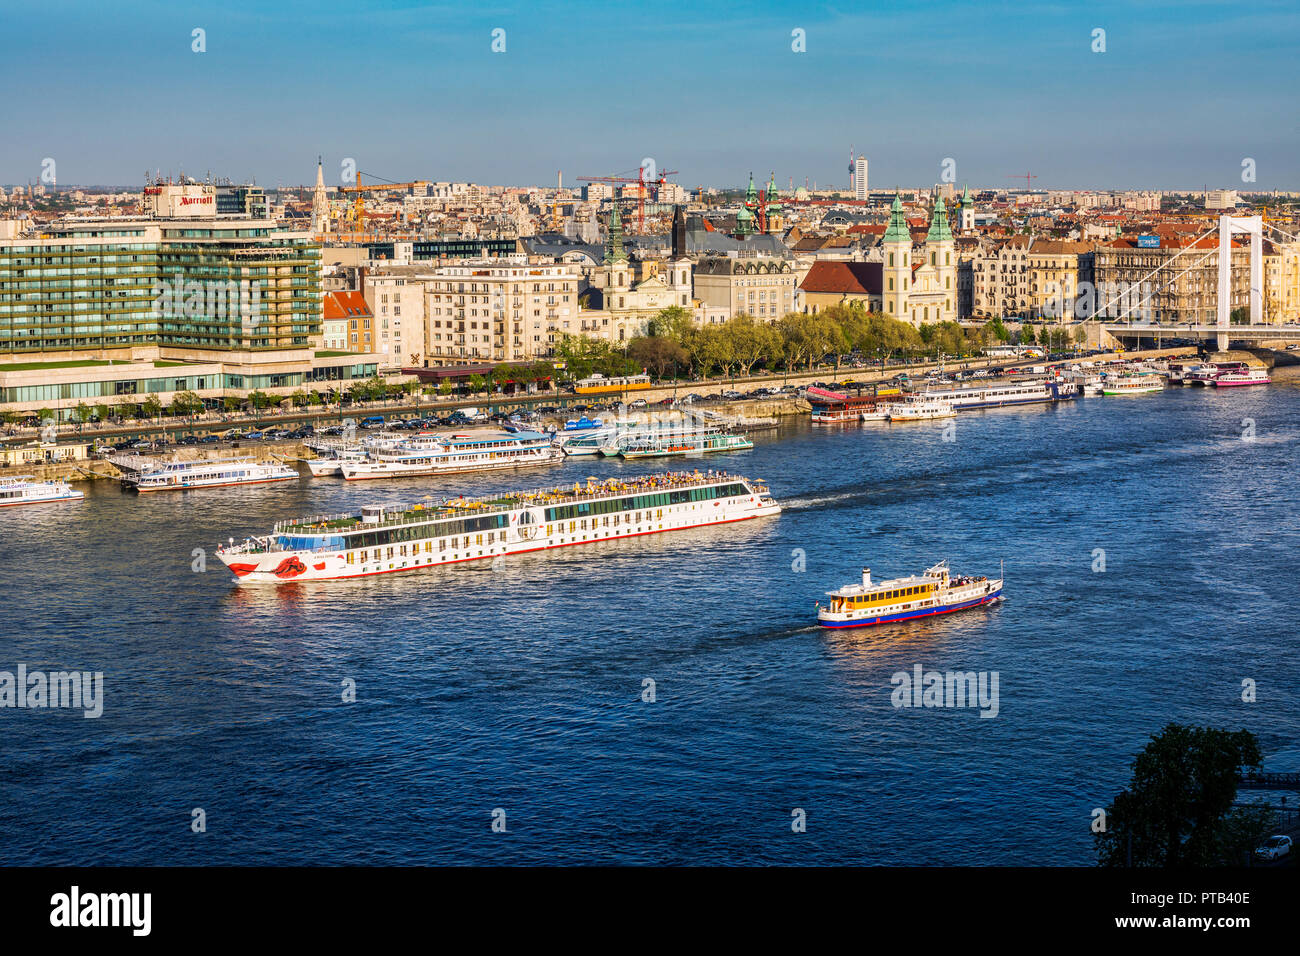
339,173,431,227
578,166,678,233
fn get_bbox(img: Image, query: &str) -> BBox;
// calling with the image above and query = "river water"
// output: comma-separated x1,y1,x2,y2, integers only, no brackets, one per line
3,373,1298,865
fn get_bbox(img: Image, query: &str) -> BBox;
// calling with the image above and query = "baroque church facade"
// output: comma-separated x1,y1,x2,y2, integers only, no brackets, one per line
881,192,959,325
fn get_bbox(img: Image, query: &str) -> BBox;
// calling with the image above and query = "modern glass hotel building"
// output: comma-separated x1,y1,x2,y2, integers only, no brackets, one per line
0,184,378,420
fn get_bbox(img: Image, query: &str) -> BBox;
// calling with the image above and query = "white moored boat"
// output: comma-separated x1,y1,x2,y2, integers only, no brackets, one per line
1212,367,1270,387
305,444,369,477
919,378,1077,409
886,398,956,421
125,457,299,492
216,470,780,583
613,427,753,459
1100,375,1164,396
340,429,561,480
0,475,85,507
816,560,1003,629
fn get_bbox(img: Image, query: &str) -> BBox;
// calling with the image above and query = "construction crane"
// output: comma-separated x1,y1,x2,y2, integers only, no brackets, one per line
339,172,431,229
1007,172,1038,191
577,166,678,233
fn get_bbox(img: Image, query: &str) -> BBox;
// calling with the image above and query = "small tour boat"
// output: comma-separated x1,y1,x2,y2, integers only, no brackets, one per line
887,398,956,421
1212,368,1270,387
1101,376,1164,396
0,475,85,507
816,560,1003,629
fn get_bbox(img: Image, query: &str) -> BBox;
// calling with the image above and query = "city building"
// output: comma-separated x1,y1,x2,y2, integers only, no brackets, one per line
881,194,957,325
694,256,797,321
855,156,869,201
0,183,382,420
799,261,883,313
1093,234,1250,323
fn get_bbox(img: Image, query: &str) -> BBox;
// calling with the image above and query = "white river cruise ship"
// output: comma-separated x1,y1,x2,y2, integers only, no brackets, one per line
919,378,1077,409
124,457,299,492
340,430,561,480
0,475,85,507
216,470,780,583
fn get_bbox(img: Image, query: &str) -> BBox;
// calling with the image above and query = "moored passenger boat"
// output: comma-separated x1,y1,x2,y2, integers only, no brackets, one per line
886,397,956,421
613,427,753,459
216,470,780,583
0,475,85,507
1100,375,1164,395
125,457,298,492
919,378,1077,409
807,385,897,424
816,560,1003,629
340,430,561,480
1212,367,1270,387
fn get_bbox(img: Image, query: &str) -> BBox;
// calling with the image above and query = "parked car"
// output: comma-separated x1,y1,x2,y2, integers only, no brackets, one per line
177,435,199,445
245,431,265,441
359,415,386,428
1255,835,1292,861
198,434,220,444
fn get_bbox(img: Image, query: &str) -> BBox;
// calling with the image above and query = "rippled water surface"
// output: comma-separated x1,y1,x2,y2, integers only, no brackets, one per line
3,374,1299,864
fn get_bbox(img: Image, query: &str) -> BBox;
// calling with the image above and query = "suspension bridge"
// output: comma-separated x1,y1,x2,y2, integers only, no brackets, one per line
1097,214,1300,351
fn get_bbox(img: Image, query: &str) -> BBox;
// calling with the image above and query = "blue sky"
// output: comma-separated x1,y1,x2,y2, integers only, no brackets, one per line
3,0,1298,190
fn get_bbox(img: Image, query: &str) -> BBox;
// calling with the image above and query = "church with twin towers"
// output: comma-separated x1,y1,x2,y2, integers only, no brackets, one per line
881,187,975,326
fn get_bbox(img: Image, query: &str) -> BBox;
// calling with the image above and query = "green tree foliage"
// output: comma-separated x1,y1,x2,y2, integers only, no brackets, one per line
1095,724,1262,867
170,390,203,416
555,334,639,380
141,396,162,419
628,335,689,378
644,306,695,342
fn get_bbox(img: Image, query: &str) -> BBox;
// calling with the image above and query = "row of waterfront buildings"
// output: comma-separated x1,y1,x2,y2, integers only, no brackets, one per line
3,175,1300,421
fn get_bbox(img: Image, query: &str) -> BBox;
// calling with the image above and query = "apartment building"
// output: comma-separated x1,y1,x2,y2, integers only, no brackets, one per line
0,186,388,419
364,274,425,368
1093,236,1250,322
693,256,797,320
420,259,581,364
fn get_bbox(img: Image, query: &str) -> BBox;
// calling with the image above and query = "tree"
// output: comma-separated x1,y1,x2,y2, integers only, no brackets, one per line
1095,724,1262,867
628,335,688,379
72,401,90,424
92,403,110,422
291,389,311,408
223,396,241,413
438,381,453,397
722,314,783,376
467,374,485,395
1019,323,1036,346
248,391,272,411
645,306,694,343
985,317,1011,343
142,396,163,419
170,390,203,416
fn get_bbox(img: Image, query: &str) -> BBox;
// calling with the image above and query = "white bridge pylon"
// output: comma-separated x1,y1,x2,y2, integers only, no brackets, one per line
1218,214,1262,351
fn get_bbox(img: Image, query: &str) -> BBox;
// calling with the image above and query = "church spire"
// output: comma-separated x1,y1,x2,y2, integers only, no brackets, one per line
311,156,329,234
604,203,627,264
926,194,953,242
882,193,910,243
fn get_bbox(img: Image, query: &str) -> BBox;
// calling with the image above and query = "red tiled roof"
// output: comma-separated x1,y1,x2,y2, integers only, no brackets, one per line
324,290,371,320
799,261,883,296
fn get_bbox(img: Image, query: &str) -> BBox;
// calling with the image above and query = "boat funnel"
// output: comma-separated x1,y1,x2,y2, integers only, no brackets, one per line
862,568,871,587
